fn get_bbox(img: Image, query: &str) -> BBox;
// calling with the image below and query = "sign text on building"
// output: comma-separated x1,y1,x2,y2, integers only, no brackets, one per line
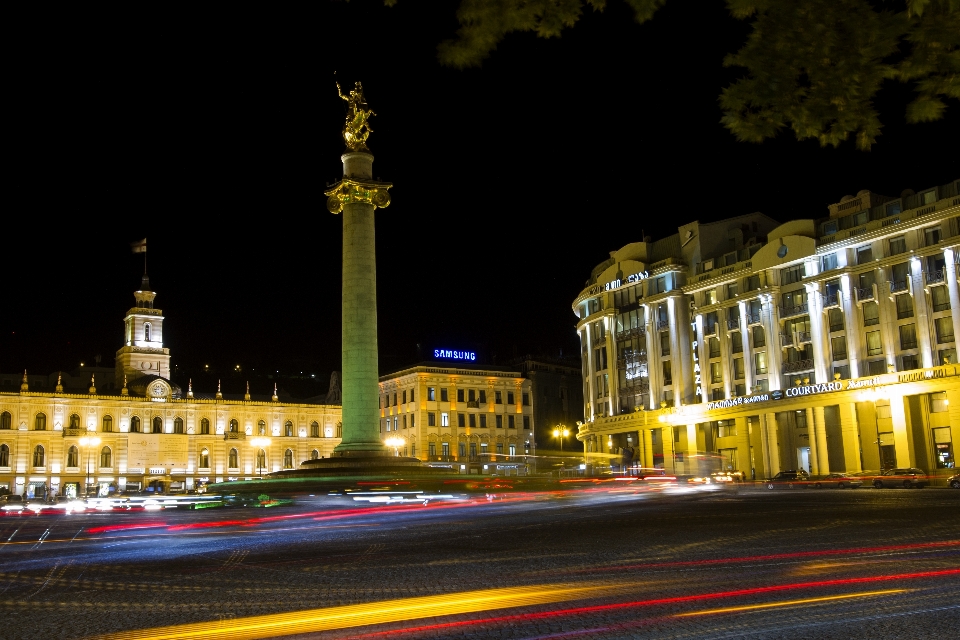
434,349,476,361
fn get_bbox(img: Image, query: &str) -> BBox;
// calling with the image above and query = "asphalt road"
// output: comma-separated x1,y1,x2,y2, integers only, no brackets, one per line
1,484,959,640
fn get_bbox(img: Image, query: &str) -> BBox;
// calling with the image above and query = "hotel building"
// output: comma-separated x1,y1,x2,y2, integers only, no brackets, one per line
0,276,343,499
574,178,960,483
379,361,535,475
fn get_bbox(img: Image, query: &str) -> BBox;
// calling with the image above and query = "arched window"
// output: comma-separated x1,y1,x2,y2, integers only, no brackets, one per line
325,425,333,438
228,448,239,469
130,416,141,433
310,421,320,438
283,449,294,469
311,449,319,460
152,417,163,433
0,411,11,430
102,415,113,432
144,323,151,341
67,445,79,467
200,418,210,435
0,444,9,467
199,448,210,468
284,421,293,437
33,445,45,467
35,413,47,431
256,448,266,470
229,419,239,433
69,414,80,429
257,420,266,436
174,417,184,434
100,447,112,468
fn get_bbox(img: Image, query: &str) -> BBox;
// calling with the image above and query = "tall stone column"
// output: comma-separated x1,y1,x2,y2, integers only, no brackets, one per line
813,405,830,475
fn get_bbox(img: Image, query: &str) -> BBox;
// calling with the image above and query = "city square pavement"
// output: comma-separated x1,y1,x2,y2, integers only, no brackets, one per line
0,484,958,639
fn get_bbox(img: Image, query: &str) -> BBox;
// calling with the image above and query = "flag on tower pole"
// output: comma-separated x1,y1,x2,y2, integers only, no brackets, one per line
131,239,147,253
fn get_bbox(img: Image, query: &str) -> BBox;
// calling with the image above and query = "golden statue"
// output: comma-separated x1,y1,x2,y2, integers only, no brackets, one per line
337,79,375,152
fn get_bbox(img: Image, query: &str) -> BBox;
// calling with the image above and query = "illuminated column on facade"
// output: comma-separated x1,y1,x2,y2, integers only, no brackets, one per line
661,426,675,473
840,274,862,378
604,314,617,415
944,248,960,361
738,302,754,391
763,412,781,476
805,407,819,476
642,304,659,410
876,265,899,372
326,150,393,455
694,314,708,404
667,298,684,407
911,256,935,368
582,324,595,421
685,423,697,472
718,310,733,399
806,282,829,384
760,294,783,391
838,402,862,473
643,428,654,470
813,405,830,475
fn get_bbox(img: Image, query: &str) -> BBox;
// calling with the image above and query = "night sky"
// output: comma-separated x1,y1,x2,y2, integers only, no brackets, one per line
5,1,957,397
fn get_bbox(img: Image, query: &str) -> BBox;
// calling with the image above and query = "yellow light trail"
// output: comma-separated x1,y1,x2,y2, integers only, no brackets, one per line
89,582,627,640
675,589,906,617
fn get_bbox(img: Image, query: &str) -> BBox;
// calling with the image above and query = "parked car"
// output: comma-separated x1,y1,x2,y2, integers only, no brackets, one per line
872,468,928,489
765,470,810,489
947,473,960,489
813,473,862,489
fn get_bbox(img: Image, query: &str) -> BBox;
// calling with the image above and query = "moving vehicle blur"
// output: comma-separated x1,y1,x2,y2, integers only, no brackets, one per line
872,468,928,489
764,470,810,489
812,473,862,489
948,473,960,489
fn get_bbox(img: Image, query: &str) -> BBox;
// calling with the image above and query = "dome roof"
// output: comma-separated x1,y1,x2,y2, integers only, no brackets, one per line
127,375,182,399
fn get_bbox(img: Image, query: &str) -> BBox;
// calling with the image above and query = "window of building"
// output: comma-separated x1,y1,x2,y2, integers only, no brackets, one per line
936,317,955,343
924,226,942,246
754,352,767,375
479,390,486,403
895,294,914,319
752,325,765,348
457,388,464,402
508,415,516,429
403,415,407,429
940,348,957,365
284,421,293,437
710,362,723,384
934,427,954,469
781,289,806,310
257,420,266,435
866,331,883,356
440,388,449,402
746,274,761,290
662,361,672,385
495,391,502,404
33,445,44,467
392,392,397,406
99,415,112,433
310,421,320,437
859,271,876,293
199,448,209,468
823,220,839,235
857,245,874,264
0,412,9,430
867,359,886,375
889,236,907,256
733,358,744,380
821,253,838,271
427,387,436,401
311,449,319,460
931,285,951,312
69,413,80,429
656,276,667,293
32,412,48,432
428,412,436,427
727,282,739,298
708,337,720,358
496,415,503,429
901,354,920,371
99,446,112,468
660,332,671,356
704,289,717,305
523,416,530,429
198,418,208,435
67,445,78,468
831,336,848,360
731,331,743,353
402,390,407,404
457,413,465,428
479,414,487,428
143,323,151,341
825,308,843,333
441,412,449,427
522,393,529,406
899,324,918,350
862,302,880,326
930,391,949,413
711,388,724,401
228,419,238,433
468,414,476,428
283,449,294,469
150,417,162,433
458,443,466,459
781,264,805,285
174,417,184,434
257,449,268,469
834,365,850,380
507,392,515,405
442,442,451,457
228,448,238,469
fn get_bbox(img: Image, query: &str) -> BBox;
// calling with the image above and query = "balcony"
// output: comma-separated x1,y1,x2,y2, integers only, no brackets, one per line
780,333,794,347
890,280,909,293
779,303,808,318
727,318,740,331
823,292,840,308
223,431,247,441
783,359,814,374
428,455,456,463
615,327,646,341
856,287,875,301
62,428,86,437
656,319,670,330
466,400,480,408
796,331,812,344
926,269,945,285
620,378,649,392
745,311,762,325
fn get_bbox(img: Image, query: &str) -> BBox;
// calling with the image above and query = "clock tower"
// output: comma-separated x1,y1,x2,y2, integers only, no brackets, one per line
114,275,171,387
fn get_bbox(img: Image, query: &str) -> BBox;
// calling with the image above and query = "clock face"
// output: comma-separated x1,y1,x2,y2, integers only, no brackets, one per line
152,383,166,397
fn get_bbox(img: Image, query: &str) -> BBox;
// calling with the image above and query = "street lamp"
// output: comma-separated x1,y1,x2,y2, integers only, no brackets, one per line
78,435,101,497
385,437,404,457
552,425,570,451
250,436,271,477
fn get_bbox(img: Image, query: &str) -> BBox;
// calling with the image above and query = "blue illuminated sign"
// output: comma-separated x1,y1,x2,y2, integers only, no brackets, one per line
434,349,476,361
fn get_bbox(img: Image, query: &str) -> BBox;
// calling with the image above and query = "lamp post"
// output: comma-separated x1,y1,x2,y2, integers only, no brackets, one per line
78,435,101,497
250,436,271,477
385,437,404,457
552,425,569,452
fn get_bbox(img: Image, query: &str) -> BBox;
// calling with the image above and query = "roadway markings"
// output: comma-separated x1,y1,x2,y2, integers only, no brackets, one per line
674,588,906,616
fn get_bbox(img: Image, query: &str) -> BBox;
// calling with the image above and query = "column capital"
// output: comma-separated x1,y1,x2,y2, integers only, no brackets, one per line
325,178,393,214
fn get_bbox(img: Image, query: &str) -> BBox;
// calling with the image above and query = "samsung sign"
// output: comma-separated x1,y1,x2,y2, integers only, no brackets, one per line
434,349,476,361
604,271,651,291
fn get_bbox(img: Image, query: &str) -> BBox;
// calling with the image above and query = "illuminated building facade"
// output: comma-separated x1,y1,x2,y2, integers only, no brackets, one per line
574,178,960,483
378,363,535,475
0,279,342,499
